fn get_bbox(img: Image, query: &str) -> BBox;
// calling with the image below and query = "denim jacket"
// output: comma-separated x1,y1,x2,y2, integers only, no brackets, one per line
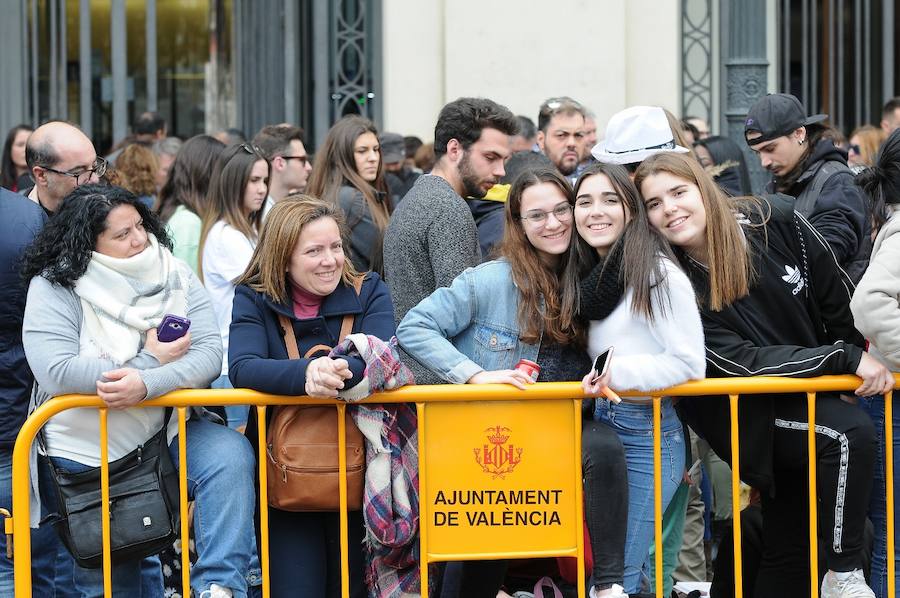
396,259,539,383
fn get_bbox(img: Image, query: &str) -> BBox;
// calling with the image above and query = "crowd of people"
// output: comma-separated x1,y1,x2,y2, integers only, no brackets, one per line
2,92,900,598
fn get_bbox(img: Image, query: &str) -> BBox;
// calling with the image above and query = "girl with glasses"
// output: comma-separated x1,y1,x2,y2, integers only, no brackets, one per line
397,166,630,598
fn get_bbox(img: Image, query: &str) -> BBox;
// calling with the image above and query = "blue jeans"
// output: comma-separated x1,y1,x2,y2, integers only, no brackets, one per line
596,398,685,594
213,374,250,430
49,417,258,597
0,447,62,596
859,394,900,598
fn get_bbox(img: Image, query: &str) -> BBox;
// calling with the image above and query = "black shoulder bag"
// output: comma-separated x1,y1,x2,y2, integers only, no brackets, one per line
44,408,181,568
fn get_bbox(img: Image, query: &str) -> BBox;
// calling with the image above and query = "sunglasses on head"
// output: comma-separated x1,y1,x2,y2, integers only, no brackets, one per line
240,143,263,155
540,96,584,115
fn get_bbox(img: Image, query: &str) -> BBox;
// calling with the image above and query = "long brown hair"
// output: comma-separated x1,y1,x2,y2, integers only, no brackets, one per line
157,135,225,221
500,166,584,346
569,162,676,321
662,107,697,161
634,152,756,311
236,194,358,304
198,143,268,279
306,115,392,230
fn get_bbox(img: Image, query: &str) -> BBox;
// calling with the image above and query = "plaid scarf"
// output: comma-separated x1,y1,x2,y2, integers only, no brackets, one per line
332,334,415,402
331,334,422,597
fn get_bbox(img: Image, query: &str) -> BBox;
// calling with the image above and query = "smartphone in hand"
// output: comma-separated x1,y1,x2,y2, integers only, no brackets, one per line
591,346,614,383
157,314,191,342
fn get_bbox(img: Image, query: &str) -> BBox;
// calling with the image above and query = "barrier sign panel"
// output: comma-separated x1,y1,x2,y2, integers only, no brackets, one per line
421,399,581,557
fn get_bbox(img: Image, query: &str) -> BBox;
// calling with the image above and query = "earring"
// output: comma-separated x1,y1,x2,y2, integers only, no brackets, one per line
798,138,805,145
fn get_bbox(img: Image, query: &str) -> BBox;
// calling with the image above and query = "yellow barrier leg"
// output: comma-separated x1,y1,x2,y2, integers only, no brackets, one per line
99,409,112,597
653,396,663,598
417,402,429,598
887,390,895,598
257,406,270,598
808,392,819,598
178,407,191,596
338,404,350,598
729,394,743,598
575,400,585,598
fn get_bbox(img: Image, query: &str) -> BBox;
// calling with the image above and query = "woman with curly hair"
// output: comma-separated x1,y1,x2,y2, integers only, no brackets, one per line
157,135,226,273
21,183,256,597
307,116,393,275
115,143,159,209
1,124,32,192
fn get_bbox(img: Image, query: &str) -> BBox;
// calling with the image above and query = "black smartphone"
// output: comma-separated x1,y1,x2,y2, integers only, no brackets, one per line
591,347,614,382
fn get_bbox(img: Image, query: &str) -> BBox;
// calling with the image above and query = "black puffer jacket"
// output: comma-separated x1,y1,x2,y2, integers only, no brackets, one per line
774,139,871,283
466,197,505,262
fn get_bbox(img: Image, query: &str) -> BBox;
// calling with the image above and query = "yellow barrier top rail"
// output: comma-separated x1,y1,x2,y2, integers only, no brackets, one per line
9,374,898,598
16,374,889,413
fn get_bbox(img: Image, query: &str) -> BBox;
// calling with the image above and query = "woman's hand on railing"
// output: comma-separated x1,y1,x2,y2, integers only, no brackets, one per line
580,371,621,404
466,370,534,390
96,368,148,408
854,353,895,396
305,357,353,397
144,328,191,365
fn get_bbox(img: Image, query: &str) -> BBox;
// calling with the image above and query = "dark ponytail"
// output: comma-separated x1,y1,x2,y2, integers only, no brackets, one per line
856,128,900,231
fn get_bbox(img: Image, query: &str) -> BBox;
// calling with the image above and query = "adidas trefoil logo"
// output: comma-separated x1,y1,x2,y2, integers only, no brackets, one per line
781,264,805,295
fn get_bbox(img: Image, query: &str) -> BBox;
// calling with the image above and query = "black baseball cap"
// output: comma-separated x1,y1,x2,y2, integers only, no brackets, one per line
744,93,828,146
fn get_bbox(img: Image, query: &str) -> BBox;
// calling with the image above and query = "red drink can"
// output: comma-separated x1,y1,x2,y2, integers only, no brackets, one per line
515,359,540,382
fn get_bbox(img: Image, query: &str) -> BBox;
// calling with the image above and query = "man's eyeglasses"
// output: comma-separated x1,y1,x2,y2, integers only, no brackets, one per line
280,155,309,166
521,203,573,226
43,157,108,185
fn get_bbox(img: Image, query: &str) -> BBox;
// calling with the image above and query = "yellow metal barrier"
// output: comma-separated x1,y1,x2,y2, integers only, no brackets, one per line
6,375,899,598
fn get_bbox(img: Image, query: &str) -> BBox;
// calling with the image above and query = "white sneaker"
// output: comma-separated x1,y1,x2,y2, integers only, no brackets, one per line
820,569,875,598
590,584,629,598
199,584,234,598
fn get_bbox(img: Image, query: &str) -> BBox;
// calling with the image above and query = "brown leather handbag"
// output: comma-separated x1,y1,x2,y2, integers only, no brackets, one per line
265,277,366,511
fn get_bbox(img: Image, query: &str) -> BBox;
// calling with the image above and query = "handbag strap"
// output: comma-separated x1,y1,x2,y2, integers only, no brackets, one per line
41,407,174,474
278,274,366,361
533,576,563,598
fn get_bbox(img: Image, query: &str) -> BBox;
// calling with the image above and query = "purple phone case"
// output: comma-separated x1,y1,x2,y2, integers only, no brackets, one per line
157,315,191,342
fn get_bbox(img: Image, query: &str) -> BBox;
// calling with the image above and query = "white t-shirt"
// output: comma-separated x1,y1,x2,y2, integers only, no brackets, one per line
202,220,256,374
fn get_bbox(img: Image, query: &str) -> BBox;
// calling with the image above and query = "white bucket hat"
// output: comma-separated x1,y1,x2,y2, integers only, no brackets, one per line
591,106,690,165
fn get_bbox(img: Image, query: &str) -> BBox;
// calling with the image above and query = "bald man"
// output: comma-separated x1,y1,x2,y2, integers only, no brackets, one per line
26,121,104,214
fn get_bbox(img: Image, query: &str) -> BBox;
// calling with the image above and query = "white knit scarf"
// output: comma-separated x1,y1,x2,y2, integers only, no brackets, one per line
74,234,191,364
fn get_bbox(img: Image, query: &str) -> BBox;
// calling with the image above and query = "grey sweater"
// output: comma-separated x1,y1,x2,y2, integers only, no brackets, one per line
383,174,481,384
24,272,222,408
